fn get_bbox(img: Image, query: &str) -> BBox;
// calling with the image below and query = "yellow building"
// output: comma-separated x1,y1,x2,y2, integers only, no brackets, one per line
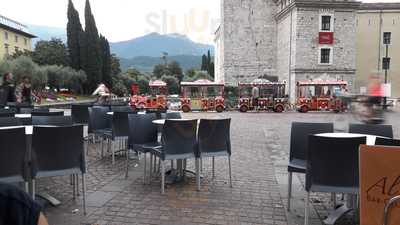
0,15,36,61
356,3,400,97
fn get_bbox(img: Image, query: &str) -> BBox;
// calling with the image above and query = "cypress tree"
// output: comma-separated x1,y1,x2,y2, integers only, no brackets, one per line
83,0,102,93
207,50,211,72
67,0,83,70
201,54,207,71
100,35,112,88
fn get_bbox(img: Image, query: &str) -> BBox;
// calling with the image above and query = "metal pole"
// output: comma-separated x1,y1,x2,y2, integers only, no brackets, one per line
383,44,388,110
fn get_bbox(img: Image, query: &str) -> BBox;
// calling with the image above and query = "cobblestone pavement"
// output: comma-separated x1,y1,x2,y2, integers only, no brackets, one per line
41,110,400,225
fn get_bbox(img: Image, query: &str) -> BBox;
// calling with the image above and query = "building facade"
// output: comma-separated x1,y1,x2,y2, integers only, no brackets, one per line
215,1,400,101
356,3,400,97
0,15,36,61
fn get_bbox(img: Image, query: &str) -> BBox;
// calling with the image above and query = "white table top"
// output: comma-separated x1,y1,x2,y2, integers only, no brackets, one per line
316,132,378,146
107,111,145,115
152,119,193,125
0,125,33,135
15,114,31,118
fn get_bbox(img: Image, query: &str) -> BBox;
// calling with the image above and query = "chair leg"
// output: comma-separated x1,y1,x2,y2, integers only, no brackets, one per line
81,173,87,216
76,174,80,196
149,154,153,183
32,179,36,200
143,153,147,184
200,158,203,173
125,148,130,179
288,172,293,211
331,193,336,208
111,139,115,165
24,182,29,193
212,157,215,179
228,156,232,188
195,158,200,191
72,174,76,199
171,160,174,169
161,160,165,194
305,192,310,225
101,137,104,158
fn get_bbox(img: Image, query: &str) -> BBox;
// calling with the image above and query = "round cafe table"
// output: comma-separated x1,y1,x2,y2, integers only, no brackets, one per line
315,132,378,145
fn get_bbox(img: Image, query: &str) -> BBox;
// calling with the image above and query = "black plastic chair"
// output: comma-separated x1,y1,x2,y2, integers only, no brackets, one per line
287,122,334,211
71,104,92,125
31,111,64,117
150,119,197,193
19,106,35,114
0,117,22,127
0,127,29,187
88,107,111,156
304,135,366,225
32,116,73,126
0,112,15,117
197,119,232,191
349,123,393,138
165,112,182,119
126,113,159,183
111,105,133,112
102,112,131,164
31,125,86,215
375,137,400,146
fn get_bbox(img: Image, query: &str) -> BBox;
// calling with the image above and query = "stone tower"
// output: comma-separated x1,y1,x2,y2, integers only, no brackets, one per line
215,0,361,102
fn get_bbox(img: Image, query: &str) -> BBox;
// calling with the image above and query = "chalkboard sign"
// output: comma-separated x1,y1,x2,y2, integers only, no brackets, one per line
360,145,400,225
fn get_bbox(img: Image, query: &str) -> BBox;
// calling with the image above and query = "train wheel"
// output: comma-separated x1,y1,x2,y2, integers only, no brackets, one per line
300,105,309,113
239,105,248,113
274,105,284,113
216,105,224,113
182,105,190,113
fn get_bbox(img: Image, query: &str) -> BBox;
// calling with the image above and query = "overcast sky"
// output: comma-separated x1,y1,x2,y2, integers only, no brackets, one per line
0,0,397,44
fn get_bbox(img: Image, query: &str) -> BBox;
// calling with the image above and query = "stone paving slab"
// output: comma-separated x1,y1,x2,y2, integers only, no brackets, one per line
41,110,400,225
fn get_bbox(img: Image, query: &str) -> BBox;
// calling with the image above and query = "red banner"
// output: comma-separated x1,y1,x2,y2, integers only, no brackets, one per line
319,32,334,45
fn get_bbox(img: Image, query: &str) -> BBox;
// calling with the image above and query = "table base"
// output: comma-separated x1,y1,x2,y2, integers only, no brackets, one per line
323,204,352,225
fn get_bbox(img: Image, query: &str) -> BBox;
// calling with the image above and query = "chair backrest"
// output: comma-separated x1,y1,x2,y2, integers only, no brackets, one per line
0,127,28,182
161,119,197,156
111,105,133,112
32,108,49,113
375,137,400,147
31,111,64,117
349,123,393,138
0,112,15,117
32,116,73,126
71,104,92,124
198,119,231,155
0,117,22,127
88,107,110,133
289,122,334,162
19,107,34,114
112,112,130,137
306,135,366,193
165,112,182,119
32,125,85,177
128,113,158,146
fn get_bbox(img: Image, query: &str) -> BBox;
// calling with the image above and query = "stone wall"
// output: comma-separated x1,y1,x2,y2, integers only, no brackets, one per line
222,0,278,85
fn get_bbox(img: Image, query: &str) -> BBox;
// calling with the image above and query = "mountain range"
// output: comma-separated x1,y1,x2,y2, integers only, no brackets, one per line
28,25,214,72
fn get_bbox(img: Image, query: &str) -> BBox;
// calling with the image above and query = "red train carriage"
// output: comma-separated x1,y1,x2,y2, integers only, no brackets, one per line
130,80,168,111
296,80,348,113
238,80,288,113
180,79,225,113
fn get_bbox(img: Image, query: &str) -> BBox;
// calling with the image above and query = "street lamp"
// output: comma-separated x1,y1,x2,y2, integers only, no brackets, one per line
382,32,391,110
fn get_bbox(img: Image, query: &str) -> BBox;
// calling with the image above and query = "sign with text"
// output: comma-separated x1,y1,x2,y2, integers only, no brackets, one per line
319,32,334,45
360,145,400,225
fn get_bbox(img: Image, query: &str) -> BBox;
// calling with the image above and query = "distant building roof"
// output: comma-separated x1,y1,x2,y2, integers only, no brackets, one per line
359,3,400,10
0,14,36,38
